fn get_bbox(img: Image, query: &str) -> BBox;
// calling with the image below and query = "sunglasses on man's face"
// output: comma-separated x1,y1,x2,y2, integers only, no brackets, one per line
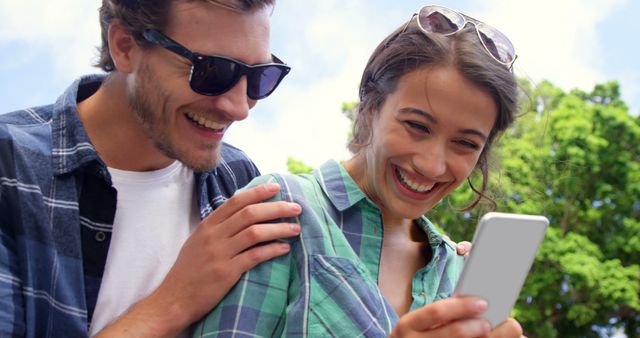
414,5,516,68
142,29,291,100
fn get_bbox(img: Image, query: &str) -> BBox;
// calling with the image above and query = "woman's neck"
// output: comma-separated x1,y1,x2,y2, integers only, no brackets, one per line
342,156,431,314
378,218,430,316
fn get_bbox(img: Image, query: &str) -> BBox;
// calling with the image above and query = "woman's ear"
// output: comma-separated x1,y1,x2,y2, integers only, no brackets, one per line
108,21,138,74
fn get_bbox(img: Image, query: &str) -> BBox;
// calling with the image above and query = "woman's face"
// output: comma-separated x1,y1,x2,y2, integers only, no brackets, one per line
347,65,498,222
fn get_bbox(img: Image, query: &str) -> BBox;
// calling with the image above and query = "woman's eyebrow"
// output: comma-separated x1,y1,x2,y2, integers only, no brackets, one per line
398,107,437,124
459,128,488,141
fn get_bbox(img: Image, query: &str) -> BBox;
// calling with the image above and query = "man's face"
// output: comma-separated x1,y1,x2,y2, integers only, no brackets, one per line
127,2,272,171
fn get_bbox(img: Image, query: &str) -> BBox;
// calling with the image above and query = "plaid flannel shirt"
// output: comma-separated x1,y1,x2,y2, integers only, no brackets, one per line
0,74,261,338
194,160,465,338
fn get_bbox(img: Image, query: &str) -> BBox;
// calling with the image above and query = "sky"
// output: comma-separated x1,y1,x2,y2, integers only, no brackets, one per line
0,0,638,175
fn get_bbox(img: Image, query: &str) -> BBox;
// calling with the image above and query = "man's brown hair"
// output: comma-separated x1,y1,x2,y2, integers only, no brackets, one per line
95,0,275,72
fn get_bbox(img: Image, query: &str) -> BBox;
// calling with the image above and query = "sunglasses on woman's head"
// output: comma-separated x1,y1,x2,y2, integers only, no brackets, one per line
413,5,516,68
142,29,291,100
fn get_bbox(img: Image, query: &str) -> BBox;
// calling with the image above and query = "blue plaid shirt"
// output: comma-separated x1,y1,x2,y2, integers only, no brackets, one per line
0,74,261,338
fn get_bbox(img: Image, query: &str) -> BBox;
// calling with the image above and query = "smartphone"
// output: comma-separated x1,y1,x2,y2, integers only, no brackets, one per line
453,212,549,328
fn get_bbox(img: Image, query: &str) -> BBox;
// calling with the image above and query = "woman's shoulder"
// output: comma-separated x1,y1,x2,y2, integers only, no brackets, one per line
245,172,322,204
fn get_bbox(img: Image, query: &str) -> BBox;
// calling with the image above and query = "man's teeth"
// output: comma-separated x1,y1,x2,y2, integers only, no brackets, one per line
186,112,225,130
397,168,435,193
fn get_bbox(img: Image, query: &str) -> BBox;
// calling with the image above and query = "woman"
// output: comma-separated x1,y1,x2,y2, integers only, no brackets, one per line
194,5,523,338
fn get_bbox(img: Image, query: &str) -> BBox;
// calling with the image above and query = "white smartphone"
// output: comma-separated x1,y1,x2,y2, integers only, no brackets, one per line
453,212,549,328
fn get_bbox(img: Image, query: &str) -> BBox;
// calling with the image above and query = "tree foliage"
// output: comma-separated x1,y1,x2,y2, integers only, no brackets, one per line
288,80,640,337
432,80,640,337
287,157,314,174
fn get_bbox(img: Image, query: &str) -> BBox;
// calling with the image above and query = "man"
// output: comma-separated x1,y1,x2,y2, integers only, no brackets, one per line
0,1,473,337
0,1,300,337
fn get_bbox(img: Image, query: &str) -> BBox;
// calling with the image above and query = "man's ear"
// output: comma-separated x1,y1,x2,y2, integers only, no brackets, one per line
108,21,139,73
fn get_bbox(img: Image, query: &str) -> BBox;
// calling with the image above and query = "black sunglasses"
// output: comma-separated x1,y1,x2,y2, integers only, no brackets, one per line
142,29,291,100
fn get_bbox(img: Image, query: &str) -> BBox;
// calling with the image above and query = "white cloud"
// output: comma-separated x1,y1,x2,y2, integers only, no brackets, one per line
225,74,355,174
473,0,627,91
619,75,640,115
0,0,98,40
227,0,401,174
0,0,101,77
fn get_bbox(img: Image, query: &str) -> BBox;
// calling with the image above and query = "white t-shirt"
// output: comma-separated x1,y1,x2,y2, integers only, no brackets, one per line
89,161,200,337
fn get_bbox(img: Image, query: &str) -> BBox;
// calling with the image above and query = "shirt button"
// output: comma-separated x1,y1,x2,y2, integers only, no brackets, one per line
419,291,426,297
95,231,106,242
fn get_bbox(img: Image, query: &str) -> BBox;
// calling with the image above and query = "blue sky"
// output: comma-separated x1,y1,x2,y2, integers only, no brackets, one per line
1,0,638,174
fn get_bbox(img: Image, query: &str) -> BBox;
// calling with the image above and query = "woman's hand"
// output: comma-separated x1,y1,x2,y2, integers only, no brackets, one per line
390,297,526,338
390,296,490,338
443,235,473,258
490,318,526,338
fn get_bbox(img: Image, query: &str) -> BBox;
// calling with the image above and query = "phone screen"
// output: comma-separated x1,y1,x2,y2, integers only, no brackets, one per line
453,212,549,327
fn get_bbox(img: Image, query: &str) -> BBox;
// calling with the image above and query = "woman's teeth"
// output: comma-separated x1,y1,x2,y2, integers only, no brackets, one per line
186,112,225,131
396,167,435,193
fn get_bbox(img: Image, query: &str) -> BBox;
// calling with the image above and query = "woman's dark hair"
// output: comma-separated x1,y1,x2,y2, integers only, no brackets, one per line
350,20,518,209
95,0,275,72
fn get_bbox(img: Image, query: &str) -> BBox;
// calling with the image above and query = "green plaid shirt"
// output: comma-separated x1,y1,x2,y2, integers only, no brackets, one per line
194,160,464,337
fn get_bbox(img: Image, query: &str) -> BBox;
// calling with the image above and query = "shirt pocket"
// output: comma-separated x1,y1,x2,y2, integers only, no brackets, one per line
307,255,395,338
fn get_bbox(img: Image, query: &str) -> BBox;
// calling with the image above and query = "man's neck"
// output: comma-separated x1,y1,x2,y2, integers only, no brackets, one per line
77,73,174,171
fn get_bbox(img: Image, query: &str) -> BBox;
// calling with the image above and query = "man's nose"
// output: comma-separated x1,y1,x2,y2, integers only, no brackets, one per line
210,76,254,122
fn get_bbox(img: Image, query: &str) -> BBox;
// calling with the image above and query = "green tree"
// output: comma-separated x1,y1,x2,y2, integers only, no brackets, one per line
286,157,314,174
288,80,640,337
432,80,640,337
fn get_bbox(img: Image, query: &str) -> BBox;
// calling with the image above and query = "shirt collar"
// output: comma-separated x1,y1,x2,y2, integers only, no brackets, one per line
415,216,447,249
51,74,106,176
313,159,447,247
312,159,368,211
